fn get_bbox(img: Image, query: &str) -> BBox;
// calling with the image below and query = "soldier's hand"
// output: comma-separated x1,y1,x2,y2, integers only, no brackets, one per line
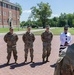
64,42,68,46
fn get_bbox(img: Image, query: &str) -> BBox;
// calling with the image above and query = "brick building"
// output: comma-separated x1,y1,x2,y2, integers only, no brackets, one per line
0,0,20,28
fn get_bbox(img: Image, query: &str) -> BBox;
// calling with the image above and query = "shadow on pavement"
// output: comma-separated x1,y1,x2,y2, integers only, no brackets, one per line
0,63,14,68
30,62,46,68
50,63,56,68
10,62,30,69
0,62,47,69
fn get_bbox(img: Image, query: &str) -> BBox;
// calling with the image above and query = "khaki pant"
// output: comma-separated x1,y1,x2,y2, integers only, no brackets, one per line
7,47,17,61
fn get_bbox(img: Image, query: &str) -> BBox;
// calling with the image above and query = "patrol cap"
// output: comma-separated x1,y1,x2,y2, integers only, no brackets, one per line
46,25,50,28
9,27,14,30
64,25,68,30
27,25,31,28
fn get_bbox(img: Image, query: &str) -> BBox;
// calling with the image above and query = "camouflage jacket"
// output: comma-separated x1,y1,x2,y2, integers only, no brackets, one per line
41,31,53,43
4,32,18,47
22,32,35,43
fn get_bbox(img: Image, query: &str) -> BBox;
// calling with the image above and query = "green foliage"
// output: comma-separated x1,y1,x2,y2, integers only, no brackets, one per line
0,28,25,33
15,3,22,15
33,28,74,35
49,13,74,27
20,21,26,27
30,2,52,28
21,12,74,28
20,1,74,28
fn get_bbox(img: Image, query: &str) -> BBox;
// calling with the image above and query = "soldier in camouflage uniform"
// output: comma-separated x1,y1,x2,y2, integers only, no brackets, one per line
41,25,53,62
22,26,35,63
4,27,18,64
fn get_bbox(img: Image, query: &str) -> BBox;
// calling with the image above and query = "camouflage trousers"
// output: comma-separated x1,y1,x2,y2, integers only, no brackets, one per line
42,42,51,58
7,46,17,61
24,48,34,59
24,43,34,59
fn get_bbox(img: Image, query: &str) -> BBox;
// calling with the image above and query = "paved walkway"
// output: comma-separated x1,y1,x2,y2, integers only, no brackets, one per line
0,35,74,75
0,29,45,36
0,27,55,36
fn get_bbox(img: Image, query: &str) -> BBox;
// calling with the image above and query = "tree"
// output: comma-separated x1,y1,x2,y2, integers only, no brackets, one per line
72,19,74,27
58,13,67,27
15,3,22,15
30,2,52,28
20,21,25,28
67,14,73,27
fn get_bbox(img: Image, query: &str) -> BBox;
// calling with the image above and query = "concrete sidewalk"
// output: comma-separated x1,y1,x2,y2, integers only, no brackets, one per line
0,29,45,36
0,35,74,75
0,35,59,75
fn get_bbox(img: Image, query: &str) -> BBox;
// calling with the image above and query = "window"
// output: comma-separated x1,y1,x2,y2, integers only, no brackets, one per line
0,2,1,6
13,20,16,25
0,18,2,23
13,14,16,18
6,4,8,8
3,3,6,7
13,6,15,10
0,10,1,15
8,5,11,9
15,7,17,10
17,8,19,11
11,6,13,9
3,12,7,16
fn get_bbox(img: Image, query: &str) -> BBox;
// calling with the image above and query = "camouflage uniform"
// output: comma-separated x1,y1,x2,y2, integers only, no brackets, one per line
22,32,35,62
41,31,53,61
4,32,18,63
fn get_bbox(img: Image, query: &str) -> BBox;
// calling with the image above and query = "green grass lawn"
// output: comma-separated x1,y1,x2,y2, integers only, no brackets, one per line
33,27,74,35
0,28,38,33
0,28,25,33
0,27,74,35
51,27,74,35
33,31,44,35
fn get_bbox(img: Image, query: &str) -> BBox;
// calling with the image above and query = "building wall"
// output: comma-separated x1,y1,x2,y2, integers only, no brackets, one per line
0,2,2,27
16,8,20,28
0,1,20,28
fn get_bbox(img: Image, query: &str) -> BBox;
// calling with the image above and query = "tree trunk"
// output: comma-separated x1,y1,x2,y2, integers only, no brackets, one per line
42,21,46,28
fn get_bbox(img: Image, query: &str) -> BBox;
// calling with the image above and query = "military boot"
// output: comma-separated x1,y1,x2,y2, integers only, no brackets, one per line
31,57,34,63
24,57,27,63
15,60,18,64
46,56,49,62
6,59,10,65
42,57,45,62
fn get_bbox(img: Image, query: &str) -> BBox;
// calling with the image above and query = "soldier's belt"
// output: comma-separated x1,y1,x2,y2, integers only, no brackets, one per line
25,42,33,44
7,45,16,47
12,45,16,47
43,42,51,43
